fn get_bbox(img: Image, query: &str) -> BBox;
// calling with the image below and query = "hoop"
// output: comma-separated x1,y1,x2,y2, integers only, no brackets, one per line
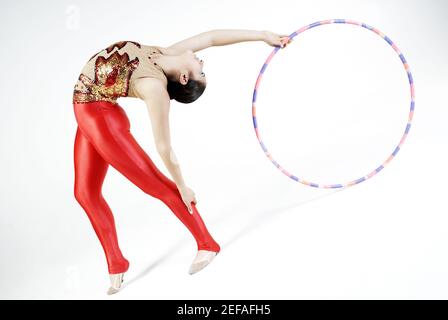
251,19,415,188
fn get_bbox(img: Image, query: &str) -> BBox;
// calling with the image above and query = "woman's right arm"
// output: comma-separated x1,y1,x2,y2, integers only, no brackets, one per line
132,78,198,212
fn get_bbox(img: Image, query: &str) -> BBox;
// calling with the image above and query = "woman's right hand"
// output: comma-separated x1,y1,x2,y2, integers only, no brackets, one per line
263,30,291,48
178,185,197,214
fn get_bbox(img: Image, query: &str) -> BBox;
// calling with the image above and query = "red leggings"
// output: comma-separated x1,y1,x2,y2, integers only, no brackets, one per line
73,101,220,274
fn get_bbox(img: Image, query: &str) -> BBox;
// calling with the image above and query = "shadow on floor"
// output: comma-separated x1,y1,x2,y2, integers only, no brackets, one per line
222,188,344,249
124,187,345,288
122,239,186,289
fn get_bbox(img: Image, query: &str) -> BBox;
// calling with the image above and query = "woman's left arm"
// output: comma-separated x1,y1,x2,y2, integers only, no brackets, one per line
210,29,291,48
164,29,291,54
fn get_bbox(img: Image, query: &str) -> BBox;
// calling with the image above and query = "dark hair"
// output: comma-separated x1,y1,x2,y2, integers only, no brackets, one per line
166,78,206,104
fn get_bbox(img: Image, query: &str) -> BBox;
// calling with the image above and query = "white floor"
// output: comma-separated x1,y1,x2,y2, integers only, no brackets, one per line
4,132,448,299
1,0,447,299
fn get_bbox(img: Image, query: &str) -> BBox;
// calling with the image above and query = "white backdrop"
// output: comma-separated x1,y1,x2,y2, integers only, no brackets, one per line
1,0,447,299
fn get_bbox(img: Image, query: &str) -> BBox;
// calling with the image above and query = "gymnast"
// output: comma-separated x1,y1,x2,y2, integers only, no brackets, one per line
72,29,291,294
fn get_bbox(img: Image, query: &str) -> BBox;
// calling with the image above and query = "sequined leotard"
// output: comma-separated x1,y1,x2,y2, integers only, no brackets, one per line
73,41,168,104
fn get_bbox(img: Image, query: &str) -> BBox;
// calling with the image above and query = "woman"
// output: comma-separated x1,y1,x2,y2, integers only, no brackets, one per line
72,29,291,294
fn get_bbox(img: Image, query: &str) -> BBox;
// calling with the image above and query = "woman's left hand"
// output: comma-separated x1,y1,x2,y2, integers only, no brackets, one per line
263,30,292,48
178,185,197,214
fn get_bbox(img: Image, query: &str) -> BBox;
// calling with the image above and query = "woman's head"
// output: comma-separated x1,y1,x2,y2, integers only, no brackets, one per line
166,50,207,104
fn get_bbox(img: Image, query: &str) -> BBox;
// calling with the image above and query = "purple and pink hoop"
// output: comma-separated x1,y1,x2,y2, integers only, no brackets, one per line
251,19,415,188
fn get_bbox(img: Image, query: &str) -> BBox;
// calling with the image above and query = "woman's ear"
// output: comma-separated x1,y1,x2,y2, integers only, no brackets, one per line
179,72,189,85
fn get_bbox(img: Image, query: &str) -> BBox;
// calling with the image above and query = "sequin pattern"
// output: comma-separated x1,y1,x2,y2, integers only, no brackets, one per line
73,51,139,104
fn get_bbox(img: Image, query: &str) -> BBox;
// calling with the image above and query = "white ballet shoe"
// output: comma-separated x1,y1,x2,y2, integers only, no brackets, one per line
107,272,124,295
189,250,218,275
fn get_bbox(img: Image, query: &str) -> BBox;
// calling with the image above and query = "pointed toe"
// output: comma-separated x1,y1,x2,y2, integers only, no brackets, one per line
189,260,210,275
107,286,121,295
107,272,124,295
188,250,218,275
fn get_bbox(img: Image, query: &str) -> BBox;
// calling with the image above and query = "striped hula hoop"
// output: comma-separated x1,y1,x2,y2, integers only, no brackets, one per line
251,19,415,189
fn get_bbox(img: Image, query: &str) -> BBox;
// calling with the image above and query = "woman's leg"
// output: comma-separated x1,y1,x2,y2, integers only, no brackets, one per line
74,126,129,274
73,101,220,255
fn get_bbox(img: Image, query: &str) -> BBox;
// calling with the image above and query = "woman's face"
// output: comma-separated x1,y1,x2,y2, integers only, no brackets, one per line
186,50,206,84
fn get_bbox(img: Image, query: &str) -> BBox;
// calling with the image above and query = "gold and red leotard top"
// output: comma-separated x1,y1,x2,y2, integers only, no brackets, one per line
73,41,167,104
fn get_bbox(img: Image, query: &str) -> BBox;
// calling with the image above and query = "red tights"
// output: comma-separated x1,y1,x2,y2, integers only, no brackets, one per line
73,101,220,274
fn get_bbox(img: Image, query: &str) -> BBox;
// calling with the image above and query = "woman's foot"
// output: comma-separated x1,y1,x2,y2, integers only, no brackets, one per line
189,250,219,275
107,272,125,295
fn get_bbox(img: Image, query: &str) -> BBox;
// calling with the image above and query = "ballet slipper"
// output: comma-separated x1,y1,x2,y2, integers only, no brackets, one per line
189,250,219,275
107,272,124,295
